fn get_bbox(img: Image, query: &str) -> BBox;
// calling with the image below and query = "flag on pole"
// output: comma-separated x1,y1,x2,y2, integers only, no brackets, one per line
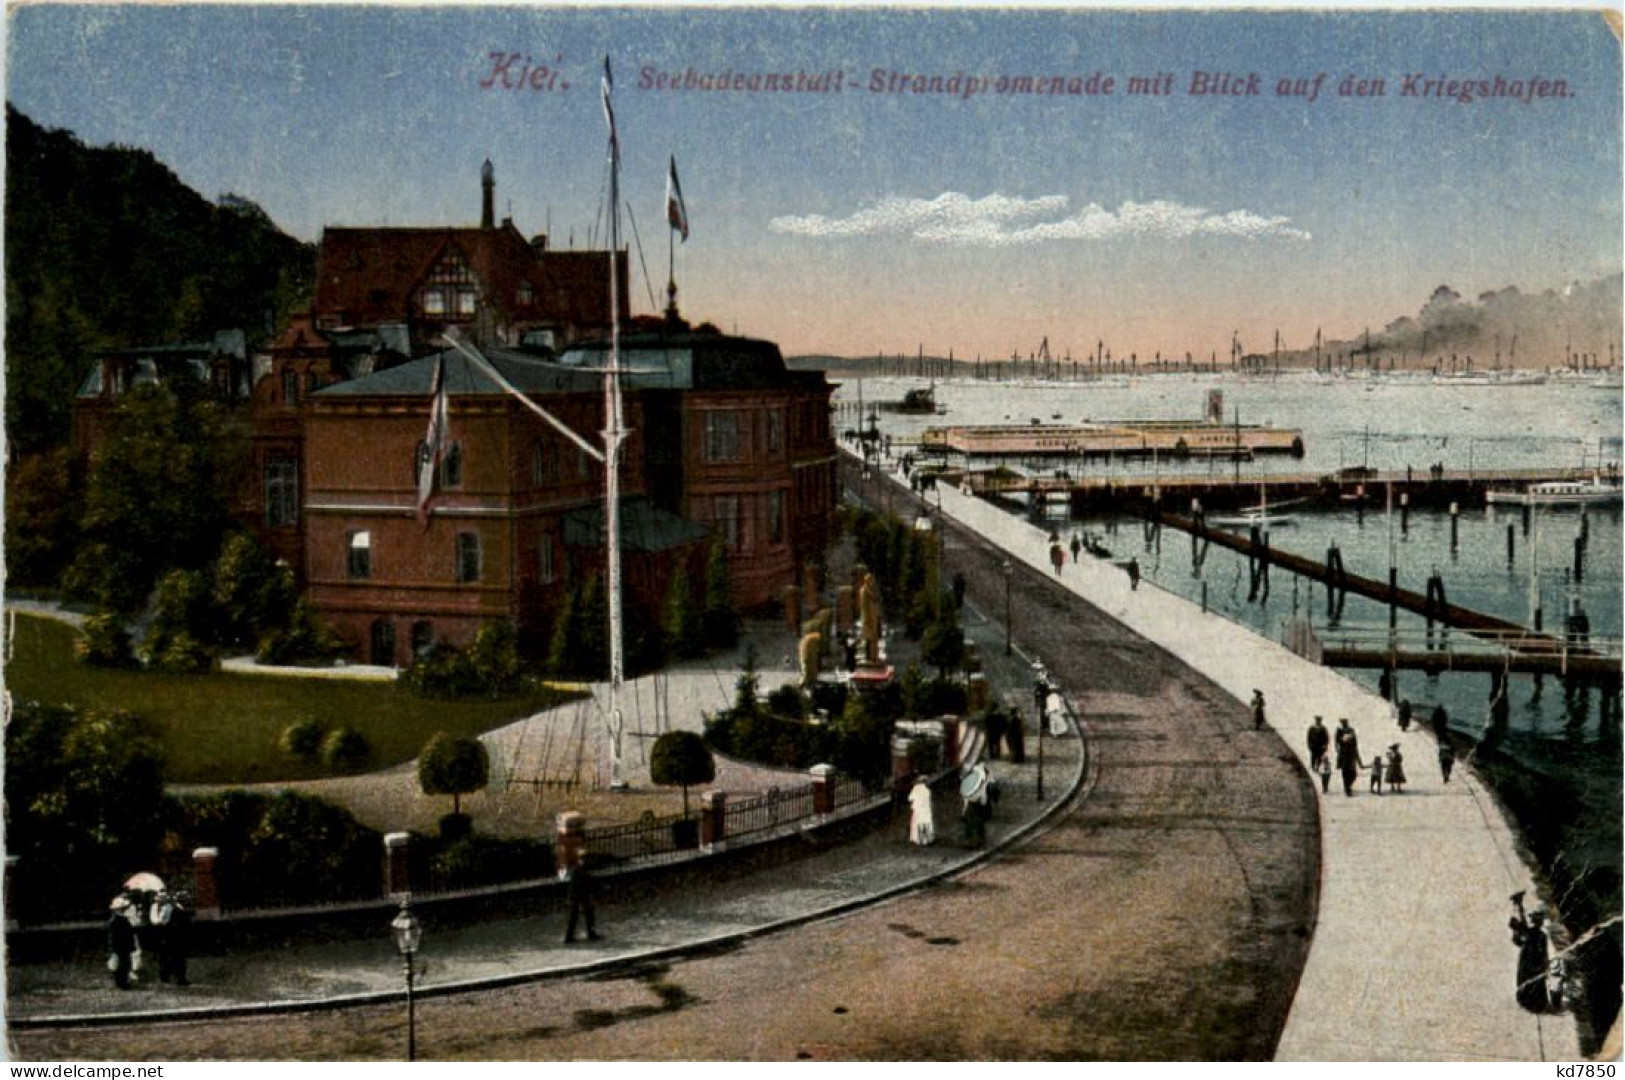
666,155,689,242
601,57,617,154
417,354,450,525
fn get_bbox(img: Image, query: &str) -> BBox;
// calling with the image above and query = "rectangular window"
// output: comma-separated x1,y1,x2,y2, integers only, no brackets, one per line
442,442,463,488
766,409,782,455
457,532,482,583
714,495,740,549
538,535,556,584
533,442,550,485
265,457,298,528
282,370,298,405
766,490,784,544
422,289,446,315
347,531,372,580
704,411,742,462
577,449,591,480
455,288,478,316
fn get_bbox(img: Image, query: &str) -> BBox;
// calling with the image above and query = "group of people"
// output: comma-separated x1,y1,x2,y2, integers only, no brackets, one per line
908,767,1001,849
1304,716,1410,796
1301,698,1461,797
106,888,191,990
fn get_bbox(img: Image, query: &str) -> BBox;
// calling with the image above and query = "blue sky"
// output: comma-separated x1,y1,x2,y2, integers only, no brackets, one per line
7,6,1620,359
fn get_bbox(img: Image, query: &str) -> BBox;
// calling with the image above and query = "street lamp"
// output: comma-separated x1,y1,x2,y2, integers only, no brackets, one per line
1031,664,1048,801
390,900,422,1062
1001,559,1014,656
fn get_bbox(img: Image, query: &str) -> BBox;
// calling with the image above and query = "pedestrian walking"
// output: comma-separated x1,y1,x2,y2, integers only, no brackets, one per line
150,890,192,986
1385,744,1407,793
1335,719,1362,796
1397,698,1413,732
908,777,935,846
1438,738,1456,783
1369,753,1385,794
1431,703,1450,738
1251,689,1267,731
1050,542,1065,575
561,859,601,944
1005,707,1026,764
1315,754,1332,793
1508,893,1553,1012
106,896,136,990
1126,557,1141,591
1070,533,1083,563
961,767,991,847
1306,715,1329,769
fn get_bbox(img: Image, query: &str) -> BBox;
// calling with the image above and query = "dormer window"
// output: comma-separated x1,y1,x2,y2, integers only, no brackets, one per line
418,248,479,319
422,289,447,315
517,283,534,306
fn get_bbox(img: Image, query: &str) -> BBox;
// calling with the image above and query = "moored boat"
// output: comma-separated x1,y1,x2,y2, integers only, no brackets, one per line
1485,476,1623,507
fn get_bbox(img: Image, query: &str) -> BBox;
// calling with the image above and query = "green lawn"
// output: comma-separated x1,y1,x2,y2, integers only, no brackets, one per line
6,612,578,785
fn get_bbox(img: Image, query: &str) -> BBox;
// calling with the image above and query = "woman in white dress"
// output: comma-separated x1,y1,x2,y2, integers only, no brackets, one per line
908,777,935,845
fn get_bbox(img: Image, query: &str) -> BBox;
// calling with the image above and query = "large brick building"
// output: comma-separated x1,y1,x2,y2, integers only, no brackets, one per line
69,163,838,666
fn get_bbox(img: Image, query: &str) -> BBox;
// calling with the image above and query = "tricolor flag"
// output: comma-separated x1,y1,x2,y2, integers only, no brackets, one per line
417,354,450,525
666,155,689,242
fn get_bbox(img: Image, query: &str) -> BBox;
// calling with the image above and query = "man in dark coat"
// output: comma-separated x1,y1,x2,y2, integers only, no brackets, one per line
1335,719,1361,796
106,897,136,990
562,861,600,944
1306,716,1330,771
1251,690,1267,731
151,890,192,986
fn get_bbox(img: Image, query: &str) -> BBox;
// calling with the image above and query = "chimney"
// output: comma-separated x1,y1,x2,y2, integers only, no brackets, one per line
481,159,495,230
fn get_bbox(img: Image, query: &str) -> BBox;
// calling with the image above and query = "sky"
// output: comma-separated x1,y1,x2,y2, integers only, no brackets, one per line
5,6,1621,361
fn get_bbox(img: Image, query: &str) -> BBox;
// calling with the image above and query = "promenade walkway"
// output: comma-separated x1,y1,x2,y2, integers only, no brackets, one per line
913,464,1582,1060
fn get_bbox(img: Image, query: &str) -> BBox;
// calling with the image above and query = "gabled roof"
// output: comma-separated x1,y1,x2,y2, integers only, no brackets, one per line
312,223,617,329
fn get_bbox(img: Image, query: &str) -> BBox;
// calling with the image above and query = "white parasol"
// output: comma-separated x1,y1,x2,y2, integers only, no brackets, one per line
123,872,165,893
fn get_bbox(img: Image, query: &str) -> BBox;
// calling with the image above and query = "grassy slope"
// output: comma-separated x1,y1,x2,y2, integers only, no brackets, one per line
5,613,574,785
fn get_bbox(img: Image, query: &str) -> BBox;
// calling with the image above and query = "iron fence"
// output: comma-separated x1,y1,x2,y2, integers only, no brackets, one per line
724,784,817,841
584,809,700,865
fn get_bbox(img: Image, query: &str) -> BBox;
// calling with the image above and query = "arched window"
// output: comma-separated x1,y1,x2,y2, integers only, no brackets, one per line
347,530,372,579
411,621,435,659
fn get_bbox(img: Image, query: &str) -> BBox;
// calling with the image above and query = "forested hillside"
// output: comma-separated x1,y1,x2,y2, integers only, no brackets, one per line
5,106,316,453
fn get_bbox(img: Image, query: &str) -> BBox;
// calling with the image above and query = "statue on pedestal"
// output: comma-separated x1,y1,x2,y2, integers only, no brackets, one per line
858,571,883,665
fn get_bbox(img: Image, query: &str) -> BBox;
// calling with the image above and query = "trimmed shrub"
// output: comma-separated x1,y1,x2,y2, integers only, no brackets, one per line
466,621,523,696
809,681,849,718
437,812,473,842
146,630,215,674
650,730,716,816
242,790,383,905
278,716,328,762
256,598,345,667
766,683,805,719
417,732,491,815
76,613,135,668
321,726,371,773
429,834,553,890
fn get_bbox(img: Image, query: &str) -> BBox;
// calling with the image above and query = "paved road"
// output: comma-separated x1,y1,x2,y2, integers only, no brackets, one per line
17,461,1317,1061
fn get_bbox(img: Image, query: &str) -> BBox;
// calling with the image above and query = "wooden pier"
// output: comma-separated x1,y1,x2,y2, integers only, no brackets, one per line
957,465,1614,512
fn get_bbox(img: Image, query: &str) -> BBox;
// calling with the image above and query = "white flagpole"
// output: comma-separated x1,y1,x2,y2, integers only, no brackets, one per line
602,57,628,790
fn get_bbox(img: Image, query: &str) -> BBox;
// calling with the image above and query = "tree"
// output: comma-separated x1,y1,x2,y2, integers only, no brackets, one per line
921,619,966,681
214,533,295,650
664,561,706,659
466,620,523,696
4,703,168,912
547,575,607,680
141,567,219,672
702,540,740,649
417,732,491,816
4,449,83,587
649,730,715,816
64,383,241,613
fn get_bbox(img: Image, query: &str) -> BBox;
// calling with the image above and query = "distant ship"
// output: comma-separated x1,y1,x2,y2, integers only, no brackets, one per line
877,384,943,415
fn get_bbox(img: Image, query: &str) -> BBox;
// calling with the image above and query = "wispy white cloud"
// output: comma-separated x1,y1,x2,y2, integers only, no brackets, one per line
770,192,1311,245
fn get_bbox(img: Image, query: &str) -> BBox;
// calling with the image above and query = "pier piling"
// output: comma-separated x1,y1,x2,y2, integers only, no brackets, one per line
1575,536,1585,584
1506,524,1516,565
1449,501,1460,556
1400,492,1410,535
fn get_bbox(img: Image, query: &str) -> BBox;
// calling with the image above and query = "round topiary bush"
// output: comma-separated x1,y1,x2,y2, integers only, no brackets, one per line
279,716,328,761
321,726,371,773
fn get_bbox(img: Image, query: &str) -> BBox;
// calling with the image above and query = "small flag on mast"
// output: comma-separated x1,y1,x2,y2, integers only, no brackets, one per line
417,354,450,525
666,155,689,242
601,57,617,154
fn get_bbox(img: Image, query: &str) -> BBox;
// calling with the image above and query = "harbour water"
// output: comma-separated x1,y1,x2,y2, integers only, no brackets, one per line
843,373,1623,1036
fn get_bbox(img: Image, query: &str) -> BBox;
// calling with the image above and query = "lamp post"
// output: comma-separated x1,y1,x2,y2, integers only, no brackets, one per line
1001,559,1014,656
390,900,422,1062
1032,665,1048,801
